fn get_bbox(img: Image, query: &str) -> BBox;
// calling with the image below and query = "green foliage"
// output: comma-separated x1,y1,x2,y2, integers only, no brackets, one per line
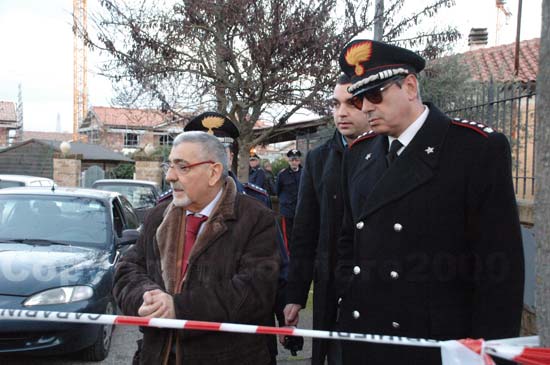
109,163,135,179
271,157,288,177
419,55,478,110
151,145,171,161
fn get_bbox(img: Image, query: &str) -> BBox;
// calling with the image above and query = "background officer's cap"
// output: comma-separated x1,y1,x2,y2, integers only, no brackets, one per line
339,39,425,97
287,149,302,158
184,111,240,144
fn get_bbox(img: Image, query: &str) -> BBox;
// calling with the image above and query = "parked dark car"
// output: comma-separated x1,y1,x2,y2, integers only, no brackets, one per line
91,179,161,223
0,187,140,361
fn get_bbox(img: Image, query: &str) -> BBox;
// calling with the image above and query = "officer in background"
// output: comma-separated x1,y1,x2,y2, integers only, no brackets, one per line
276,149,302,252
249,153,267,189
336,39,524,365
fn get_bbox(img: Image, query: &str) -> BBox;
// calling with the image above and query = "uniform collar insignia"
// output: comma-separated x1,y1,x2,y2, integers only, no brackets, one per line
425,146,435,154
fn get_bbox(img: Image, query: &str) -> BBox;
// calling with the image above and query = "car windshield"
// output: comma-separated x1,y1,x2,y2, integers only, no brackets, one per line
95,183,156,209
0,195,109,248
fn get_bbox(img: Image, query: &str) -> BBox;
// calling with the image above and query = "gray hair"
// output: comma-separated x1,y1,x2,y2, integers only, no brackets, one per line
172,131,228,178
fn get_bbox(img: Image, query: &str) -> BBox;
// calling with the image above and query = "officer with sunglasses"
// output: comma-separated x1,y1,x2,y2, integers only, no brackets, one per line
335,39,524,365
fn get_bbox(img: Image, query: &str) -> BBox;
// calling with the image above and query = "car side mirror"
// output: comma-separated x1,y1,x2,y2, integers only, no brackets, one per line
116,229,140,248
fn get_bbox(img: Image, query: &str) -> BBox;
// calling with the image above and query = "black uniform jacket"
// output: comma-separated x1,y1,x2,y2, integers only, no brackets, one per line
276,167,302,218
286,130,346,365
336,104,524,365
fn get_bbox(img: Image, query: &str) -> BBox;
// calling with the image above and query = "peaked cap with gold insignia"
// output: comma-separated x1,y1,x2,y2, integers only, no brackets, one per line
184,111,240,144
339,39,426,97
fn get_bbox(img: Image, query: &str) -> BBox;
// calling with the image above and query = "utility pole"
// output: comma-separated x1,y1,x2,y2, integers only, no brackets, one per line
373,0,384,41
514,0,523,76
535,0,550,347
73,0,88,142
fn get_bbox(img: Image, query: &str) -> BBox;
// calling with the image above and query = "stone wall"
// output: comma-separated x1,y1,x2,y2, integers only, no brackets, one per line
517,199,534,226
517,199,537,335
521,305,537,336
134,156,163,187
53,154,82,187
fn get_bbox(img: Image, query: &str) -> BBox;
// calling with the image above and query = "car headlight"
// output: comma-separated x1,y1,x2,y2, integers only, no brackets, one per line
23,286,94,306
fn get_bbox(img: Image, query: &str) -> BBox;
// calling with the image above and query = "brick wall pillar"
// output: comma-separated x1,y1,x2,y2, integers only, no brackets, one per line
134,156,163,187
53,153,82,187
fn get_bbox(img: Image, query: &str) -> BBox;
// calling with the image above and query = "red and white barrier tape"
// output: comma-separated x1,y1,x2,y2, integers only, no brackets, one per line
1,309,548,365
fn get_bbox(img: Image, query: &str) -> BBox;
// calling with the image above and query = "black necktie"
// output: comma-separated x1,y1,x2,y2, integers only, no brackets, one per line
386,139,403,166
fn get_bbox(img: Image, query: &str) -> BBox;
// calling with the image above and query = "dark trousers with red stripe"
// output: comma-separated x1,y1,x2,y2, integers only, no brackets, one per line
280,216,294,254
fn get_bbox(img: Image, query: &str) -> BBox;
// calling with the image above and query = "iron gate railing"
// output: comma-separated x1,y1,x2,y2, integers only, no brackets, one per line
440,80,536,201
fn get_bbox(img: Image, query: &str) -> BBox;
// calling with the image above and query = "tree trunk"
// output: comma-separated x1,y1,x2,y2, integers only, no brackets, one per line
534,0,550,347
237,141,251,183
374,0,384,41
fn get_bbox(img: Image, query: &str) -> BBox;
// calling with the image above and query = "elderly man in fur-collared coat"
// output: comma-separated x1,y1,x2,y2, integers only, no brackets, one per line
113,131,280,365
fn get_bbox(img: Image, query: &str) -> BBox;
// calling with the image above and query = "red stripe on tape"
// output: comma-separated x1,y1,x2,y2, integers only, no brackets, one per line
185,320,222,331
115,316,151,326
256,326,295,335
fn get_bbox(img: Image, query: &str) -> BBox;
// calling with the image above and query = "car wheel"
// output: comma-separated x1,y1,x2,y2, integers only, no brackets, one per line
80,300,115,361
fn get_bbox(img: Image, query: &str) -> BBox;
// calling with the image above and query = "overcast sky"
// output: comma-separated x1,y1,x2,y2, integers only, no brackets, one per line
0,0,543,133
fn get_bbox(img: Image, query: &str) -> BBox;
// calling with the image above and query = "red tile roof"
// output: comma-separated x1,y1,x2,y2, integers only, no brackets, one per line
90,106,167,127
22,131,73,141
0,101,17,122
461,38,539,82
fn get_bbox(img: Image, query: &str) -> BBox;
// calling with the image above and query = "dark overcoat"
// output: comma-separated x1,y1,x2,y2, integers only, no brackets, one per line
336,104,524,365
287,130,346,364
113,178,280,365
249,167,266,189
276,166,302,218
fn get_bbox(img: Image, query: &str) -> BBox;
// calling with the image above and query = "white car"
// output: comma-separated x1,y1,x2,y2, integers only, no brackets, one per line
0,174,56,189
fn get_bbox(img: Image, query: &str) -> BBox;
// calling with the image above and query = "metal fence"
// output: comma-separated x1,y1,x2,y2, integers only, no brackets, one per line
439,80,537,201
297,80,537,201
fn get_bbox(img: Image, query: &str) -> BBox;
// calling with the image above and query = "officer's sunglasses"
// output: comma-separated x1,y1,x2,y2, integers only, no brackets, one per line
350,75,405,110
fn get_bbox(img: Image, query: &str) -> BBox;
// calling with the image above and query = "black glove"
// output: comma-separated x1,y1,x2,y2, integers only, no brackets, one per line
282,335,304,356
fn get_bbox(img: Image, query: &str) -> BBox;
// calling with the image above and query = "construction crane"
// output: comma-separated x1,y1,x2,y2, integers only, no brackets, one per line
73,0,87,142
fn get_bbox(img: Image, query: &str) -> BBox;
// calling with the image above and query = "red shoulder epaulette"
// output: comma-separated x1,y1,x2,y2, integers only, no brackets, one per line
350,130,378,148
451,118,494,138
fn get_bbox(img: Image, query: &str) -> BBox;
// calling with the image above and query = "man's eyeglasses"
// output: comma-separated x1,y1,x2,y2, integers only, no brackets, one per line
350,76,405,110
161,160,214,175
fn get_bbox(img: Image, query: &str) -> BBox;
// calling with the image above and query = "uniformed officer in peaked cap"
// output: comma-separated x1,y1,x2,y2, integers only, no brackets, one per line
276,149,303,253
336,39,524,365
249,152,267,190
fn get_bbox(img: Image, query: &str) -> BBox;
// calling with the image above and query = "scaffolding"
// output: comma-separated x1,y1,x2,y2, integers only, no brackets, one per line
73,0,88,142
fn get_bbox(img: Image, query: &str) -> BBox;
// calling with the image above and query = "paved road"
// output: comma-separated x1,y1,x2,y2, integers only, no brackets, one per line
0,309,313,365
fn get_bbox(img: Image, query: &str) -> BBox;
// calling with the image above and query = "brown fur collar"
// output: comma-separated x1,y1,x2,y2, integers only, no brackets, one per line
156,177,237,293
